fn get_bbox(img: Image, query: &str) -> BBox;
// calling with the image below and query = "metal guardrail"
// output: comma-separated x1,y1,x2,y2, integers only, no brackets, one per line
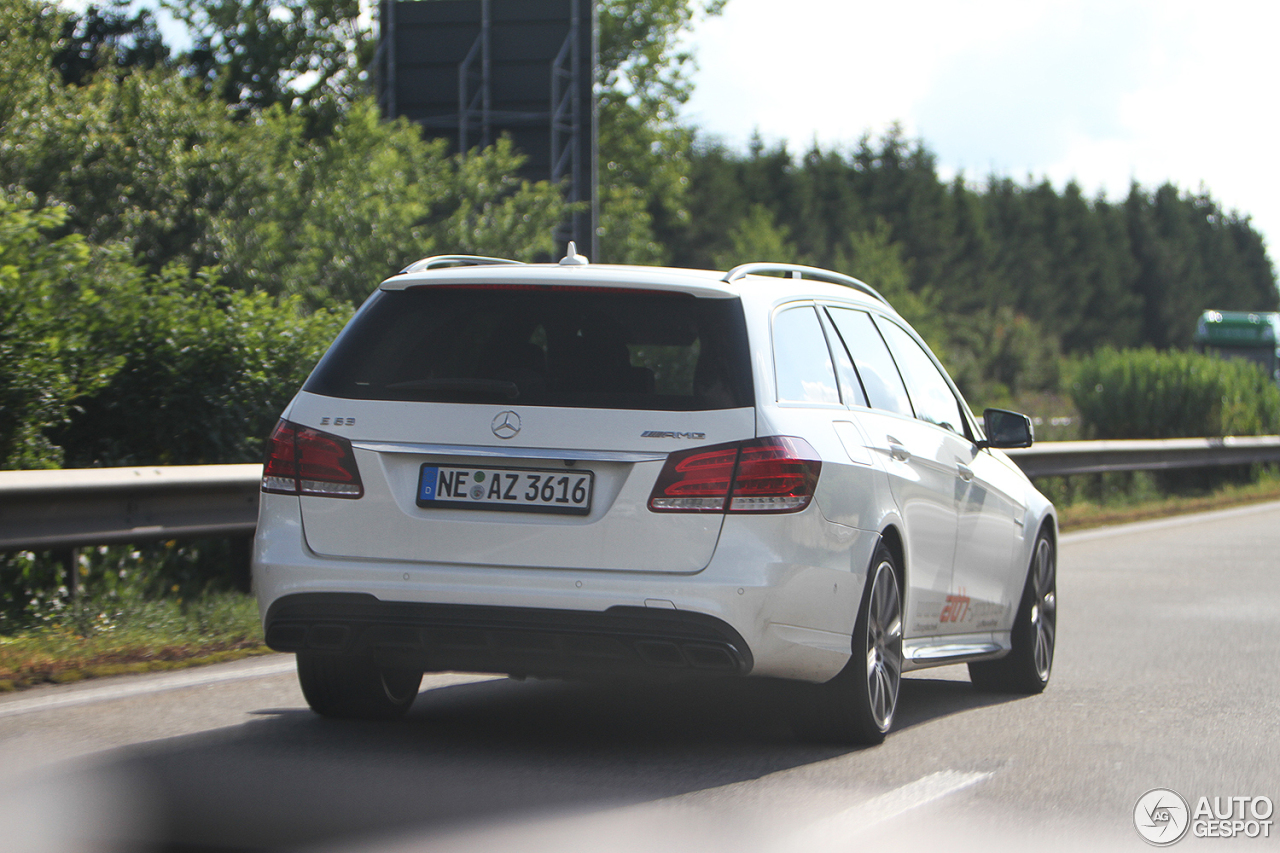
1006,435,1280,478
0,436,1278,553
0,464,261,552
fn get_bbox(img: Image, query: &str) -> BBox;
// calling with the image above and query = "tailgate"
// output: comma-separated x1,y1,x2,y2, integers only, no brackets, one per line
291,396,755,574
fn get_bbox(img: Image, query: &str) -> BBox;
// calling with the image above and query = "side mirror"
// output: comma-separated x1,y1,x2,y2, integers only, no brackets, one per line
979,408,1034,449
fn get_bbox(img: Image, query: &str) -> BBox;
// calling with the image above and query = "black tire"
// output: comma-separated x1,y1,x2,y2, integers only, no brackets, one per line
968,531,1056,694
296,652,423,720
807,543,903,745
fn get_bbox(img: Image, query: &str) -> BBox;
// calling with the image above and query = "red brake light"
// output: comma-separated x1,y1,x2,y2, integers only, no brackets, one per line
262,420,299,494
262,419,364,498
728,437,821,512
648,444,740,512
404,284,677,297
647,437,820,514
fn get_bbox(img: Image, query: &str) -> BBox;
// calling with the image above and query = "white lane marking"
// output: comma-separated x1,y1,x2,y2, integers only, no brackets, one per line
0,656,297,719
784,770,993,851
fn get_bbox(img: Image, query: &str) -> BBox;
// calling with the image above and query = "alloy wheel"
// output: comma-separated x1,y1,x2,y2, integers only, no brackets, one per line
865,560,903,731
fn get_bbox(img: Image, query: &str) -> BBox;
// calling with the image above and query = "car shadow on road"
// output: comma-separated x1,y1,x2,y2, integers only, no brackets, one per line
68,672,1023,852
894,671,1028,731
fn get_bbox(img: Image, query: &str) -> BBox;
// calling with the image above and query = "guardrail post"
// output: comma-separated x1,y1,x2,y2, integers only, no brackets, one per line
230,535,252,593
54,547,79,600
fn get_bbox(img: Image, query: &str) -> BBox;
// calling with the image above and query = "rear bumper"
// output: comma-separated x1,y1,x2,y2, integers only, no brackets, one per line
265,593,753,678
253,492,875,683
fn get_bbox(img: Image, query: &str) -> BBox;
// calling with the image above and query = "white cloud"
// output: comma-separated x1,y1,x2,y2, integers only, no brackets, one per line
914,2,1152,176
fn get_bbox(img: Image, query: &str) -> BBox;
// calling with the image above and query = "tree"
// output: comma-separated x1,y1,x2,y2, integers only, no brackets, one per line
673,140,756,269
793,144,873,268
711,203,797,270
204,103,569,306
1,68,243,271
53,1,169,85
0,194,129,468
0,0,66,153
1126,183,1214,350
1,1,569,307
677,125,1278,382
162,0,371,114
830,218,945,352
595,0,725,263
148,0,726,264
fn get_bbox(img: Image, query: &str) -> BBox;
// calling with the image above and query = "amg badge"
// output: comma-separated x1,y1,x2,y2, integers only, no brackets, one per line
641,431,706,440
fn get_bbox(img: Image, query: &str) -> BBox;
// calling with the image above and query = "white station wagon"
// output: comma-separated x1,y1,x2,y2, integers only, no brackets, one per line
253,247,1057,744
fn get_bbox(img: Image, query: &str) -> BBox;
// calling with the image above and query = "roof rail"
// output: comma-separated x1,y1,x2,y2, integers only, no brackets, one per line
722,263,889,305
399,254,524,275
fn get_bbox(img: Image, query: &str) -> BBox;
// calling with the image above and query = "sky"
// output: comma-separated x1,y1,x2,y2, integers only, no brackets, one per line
681,0,1280,275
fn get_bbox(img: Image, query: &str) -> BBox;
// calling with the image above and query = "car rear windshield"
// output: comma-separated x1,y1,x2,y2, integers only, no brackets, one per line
304,285,755,411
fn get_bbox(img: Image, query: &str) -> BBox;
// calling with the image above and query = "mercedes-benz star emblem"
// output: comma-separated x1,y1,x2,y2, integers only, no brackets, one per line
491,410,521,439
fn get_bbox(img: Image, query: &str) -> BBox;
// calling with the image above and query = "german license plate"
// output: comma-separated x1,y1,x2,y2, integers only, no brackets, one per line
417,464,593,515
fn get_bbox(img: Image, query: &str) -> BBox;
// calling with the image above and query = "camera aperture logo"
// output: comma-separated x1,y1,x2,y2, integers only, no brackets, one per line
1135,788,1274,844
1135,789,1190,846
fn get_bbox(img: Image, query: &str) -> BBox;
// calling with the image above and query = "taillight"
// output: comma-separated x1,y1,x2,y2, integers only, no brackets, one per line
262,419,364,498
262,420,299,494
648,445,740,512
728,437,821,512
647,437,820,514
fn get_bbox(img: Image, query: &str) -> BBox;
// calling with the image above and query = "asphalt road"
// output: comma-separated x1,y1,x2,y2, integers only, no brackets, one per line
2,501,1278,853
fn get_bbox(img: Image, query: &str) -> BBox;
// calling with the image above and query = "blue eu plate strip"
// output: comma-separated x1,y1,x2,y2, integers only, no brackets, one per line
418,466,439,501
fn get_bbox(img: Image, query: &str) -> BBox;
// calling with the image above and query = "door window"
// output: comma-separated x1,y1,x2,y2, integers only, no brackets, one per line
876,319,967,435
825,308,912,416
819,309,868,408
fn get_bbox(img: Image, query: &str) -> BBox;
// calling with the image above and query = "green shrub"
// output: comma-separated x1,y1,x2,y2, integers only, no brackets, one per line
53,269,349,467
1071,347,1280,439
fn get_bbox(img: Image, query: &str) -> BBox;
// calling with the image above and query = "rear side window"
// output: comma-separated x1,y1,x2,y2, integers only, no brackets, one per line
773,305,841,404
305,286,754,411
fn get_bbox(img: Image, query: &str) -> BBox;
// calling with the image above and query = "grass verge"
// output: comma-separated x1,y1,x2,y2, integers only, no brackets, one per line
1055,475,1280,531
0,592,268,693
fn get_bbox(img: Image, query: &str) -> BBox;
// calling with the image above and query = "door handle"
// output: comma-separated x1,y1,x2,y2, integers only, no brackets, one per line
957,463,974,482
887,437,911,462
